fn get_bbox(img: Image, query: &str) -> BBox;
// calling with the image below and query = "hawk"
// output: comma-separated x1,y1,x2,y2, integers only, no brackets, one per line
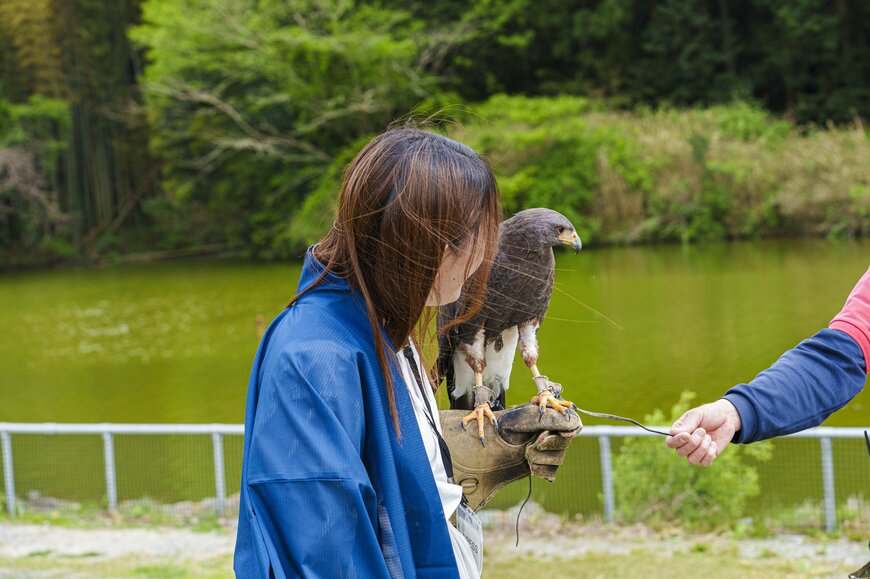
437,208,583,445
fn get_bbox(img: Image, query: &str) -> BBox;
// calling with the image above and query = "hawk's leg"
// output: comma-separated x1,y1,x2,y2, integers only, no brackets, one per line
457,331,497,447
530,373,574,415
518,320,575,415
460,372,498,447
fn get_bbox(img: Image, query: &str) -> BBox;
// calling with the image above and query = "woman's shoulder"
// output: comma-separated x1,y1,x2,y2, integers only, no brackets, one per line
253,299,383,393
275,297,374,354
244,307,374,482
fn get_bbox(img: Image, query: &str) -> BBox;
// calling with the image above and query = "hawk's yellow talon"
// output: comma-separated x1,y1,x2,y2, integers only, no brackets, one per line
531,392,573,415
461,403,496,447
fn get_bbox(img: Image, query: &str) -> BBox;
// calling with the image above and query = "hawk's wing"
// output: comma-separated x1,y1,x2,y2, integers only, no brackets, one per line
481,248,554,335
436,298,461,404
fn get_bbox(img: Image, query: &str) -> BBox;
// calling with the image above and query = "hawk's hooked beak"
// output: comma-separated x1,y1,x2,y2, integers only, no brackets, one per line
559,231,583,254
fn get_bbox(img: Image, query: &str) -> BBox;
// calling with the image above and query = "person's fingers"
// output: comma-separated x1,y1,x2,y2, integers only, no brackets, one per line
670,408,703,436
675,428,705,457
699,441,718,467
687,433,712,464
534,432,570,451
665,431,692,449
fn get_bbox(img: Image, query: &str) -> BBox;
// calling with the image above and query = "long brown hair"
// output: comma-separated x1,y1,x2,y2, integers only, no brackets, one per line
289,125,501,433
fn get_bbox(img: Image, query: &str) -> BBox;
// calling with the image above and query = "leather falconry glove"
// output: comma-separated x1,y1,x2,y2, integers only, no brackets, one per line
439,403,582,512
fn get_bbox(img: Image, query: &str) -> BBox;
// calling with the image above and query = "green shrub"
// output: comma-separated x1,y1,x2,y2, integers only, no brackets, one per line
707,102,792,144
453,95,654,244
612,391,773,530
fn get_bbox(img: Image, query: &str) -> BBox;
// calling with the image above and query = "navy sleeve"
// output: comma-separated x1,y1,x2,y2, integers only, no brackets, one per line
723,328,867,444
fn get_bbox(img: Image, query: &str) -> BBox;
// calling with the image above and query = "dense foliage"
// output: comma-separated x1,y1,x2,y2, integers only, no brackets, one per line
393,0,870,125
0,95,71,262
1,0,868,265
130,0,437,257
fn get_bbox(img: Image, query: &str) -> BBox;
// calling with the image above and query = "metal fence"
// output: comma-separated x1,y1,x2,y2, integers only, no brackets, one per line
0,422,242,522
0,422,867,534
589,425,868,532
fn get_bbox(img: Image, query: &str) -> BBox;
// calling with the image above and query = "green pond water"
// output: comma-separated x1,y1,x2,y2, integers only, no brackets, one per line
0,239,867,519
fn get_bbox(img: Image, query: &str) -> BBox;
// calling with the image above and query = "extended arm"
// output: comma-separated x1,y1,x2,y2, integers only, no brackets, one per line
723,328,865,443
667,266,869,463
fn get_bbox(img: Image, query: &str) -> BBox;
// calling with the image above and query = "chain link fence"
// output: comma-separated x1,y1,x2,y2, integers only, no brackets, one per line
0,423,867,536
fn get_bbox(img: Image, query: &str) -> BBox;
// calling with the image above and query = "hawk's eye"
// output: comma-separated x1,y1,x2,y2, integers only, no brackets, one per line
556,227,566,235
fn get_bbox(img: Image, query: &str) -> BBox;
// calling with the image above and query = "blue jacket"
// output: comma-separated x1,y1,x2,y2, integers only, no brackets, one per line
724,329,866,443
234,249,460,578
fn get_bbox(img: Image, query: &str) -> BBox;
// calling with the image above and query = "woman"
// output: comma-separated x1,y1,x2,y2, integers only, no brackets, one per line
234,126,502,578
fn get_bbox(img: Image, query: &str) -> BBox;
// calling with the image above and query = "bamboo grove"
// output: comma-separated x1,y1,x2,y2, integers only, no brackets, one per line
1,0,158,264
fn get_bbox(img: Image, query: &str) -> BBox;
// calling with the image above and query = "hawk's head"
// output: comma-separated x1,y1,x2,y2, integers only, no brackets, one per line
503,208,583,254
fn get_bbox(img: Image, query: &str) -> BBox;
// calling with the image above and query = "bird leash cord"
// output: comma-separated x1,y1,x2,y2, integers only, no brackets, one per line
569,406,672,437
538,375,673,437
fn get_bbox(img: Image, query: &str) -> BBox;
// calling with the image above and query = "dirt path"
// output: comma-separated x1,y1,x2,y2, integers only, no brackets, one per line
0,523,234,561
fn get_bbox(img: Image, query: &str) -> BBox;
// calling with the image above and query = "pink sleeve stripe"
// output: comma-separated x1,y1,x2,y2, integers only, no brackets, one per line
829,265,870,374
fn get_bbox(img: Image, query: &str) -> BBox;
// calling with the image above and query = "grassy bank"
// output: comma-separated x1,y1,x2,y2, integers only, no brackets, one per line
0,548,858,579
288,97,870,253
455,96,870,245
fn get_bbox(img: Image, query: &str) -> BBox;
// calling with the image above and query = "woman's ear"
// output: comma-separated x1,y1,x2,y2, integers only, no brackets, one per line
442,242,462,264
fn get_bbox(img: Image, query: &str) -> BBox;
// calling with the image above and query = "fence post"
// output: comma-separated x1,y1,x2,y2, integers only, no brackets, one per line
1,431,15,517
598,435,615,524
212,432,226,515
102,431,118,513
820,436,836,533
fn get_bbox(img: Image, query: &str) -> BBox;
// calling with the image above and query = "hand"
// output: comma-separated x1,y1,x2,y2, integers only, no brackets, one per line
665,399,742,467
497,403,582,480
439,404,581,510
